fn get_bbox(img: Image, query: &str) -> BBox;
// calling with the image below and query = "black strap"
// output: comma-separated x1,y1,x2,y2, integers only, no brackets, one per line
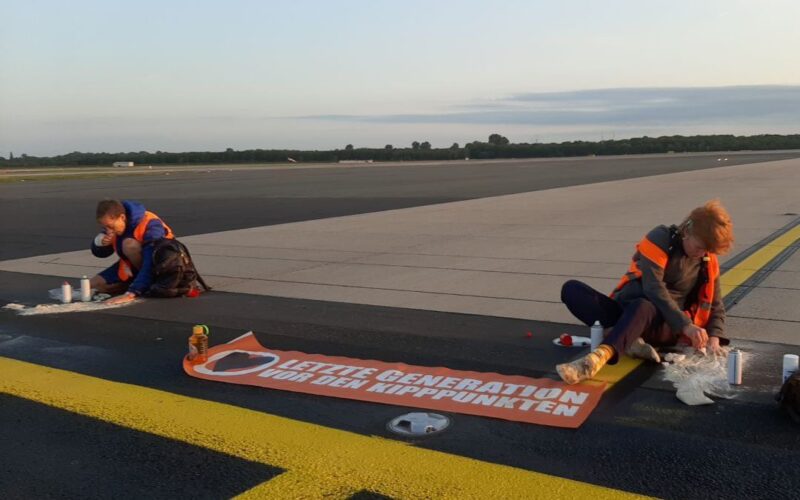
667,224,680,253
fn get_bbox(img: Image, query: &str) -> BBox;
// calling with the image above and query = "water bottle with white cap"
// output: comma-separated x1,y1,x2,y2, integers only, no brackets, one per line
61,281,72,304
80,275,92,302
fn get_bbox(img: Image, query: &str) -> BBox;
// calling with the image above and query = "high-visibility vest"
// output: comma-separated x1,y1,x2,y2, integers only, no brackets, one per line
113,211,174,281
610,233,719,328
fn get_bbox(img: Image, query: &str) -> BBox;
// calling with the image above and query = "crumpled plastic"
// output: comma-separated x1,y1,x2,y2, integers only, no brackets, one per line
662,347,736,405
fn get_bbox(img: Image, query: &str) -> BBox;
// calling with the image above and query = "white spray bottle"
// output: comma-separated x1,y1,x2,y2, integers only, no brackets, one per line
590,321,603,350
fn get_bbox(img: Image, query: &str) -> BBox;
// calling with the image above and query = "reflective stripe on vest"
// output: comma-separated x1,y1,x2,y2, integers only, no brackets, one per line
115,211,175,281
610,235,719,328
638,237,669,268
609,235,669,297
693,254,719,328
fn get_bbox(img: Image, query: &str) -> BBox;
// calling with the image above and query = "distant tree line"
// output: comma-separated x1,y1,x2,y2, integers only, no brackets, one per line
2,134,799,167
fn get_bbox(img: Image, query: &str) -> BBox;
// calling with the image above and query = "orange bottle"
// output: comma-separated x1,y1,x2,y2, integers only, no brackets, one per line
188,324,209,364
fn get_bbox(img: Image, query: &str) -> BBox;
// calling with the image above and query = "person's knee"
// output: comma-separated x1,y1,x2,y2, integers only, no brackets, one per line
91,275,126,294
561,280,581,303
90,274,108,291
629,298,657,315
121,238,142,259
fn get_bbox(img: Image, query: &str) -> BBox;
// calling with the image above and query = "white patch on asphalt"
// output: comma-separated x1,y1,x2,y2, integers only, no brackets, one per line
662,347,736,405
3,300,132,316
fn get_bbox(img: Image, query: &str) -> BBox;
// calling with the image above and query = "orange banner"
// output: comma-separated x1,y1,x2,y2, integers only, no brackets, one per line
184,332,605,428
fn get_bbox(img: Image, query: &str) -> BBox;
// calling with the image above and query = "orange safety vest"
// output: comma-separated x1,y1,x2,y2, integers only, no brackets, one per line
610,234,719,328
114,211,174,281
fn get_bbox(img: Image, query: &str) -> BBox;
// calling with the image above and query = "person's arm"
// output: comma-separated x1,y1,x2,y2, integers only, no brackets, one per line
635,226,692,333
127,245,155,295
638,257,693,333
127,220,167,295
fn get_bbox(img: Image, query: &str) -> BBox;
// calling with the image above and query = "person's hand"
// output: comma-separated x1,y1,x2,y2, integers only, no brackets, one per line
106,292,137,305
682,324,708,350
94,232,113,246
707,336,723,356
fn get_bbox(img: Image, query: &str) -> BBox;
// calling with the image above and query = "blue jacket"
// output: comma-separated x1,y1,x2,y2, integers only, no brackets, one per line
91,200,169,295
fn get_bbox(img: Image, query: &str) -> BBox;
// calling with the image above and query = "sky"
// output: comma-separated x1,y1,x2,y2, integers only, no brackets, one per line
1,0,799,156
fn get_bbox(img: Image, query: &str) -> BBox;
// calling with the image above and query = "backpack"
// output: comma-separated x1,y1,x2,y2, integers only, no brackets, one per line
777,370,800,424
145,238,211,298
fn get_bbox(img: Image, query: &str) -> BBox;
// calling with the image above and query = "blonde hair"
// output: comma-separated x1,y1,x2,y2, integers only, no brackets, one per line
681,199,734,255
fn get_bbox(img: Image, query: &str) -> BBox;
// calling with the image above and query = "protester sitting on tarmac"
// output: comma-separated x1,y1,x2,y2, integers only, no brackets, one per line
556,199,734,385
89,199,174,305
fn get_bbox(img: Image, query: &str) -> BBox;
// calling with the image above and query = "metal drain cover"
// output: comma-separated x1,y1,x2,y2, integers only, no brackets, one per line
387,412,450,437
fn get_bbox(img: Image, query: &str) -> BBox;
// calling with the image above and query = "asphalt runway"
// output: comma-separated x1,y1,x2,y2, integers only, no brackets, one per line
2,152,800,499
2,151,798,260
2,273,799,499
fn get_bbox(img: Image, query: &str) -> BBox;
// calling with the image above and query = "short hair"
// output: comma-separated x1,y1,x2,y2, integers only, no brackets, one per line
96,199,125,220
681,199,734,255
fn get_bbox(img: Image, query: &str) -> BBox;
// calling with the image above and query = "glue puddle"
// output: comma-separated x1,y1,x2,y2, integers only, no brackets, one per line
3,295,131,316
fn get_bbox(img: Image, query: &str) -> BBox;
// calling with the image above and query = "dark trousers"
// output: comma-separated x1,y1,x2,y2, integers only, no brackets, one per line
560,280,676,364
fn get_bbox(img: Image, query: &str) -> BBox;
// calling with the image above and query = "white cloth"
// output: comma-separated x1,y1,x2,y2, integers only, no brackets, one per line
94,233,109,246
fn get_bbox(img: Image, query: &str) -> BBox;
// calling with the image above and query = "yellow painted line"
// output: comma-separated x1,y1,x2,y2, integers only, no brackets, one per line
719,224,800,296
594,223,800,386
236,471,355,499
11,227,796,497
592,357,642,384
0,356,649,500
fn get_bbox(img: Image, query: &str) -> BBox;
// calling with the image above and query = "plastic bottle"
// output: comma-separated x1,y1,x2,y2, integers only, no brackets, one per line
727,349,743,385
783,354,799,383
590,321,603,350
80,275,92,302
188,324,210,364
61,281,73,304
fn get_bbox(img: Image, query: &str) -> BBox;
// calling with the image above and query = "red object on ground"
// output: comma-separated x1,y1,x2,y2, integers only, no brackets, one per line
525,332,533,338
185,288,200,298
559,333,573,346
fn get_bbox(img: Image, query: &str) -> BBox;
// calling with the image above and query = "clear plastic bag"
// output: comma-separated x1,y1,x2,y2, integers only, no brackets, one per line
662,347,736,405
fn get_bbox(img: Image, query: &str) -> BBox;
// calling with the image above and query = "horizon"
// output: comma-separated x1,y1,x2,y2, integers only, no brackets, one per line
4,129,800,159
2,1,799,156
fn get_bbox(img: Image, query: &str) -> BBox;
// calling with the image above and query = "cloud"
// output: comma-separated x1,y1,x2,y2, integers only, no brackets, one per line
298,85,800,128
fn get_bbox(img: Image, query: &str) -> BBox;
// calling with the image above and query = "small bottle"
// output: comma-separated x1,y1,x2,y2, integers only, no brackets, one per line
188,324,209,364
783,354,799,384
80,275,92,302
727,349,743,385
61,281,73,304
590,321,603,350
